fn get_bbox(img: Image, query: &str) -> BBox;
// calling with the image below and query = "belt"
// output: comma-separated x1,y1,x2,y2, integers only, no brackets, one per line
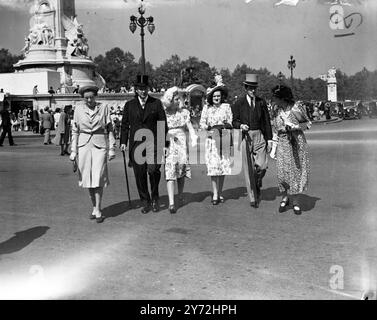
80,130,106,135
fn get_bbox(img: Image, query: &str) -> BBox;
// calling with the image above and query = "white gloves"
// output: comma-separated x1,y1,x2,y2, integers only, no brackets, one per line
191,134,198,148
108,149,116,161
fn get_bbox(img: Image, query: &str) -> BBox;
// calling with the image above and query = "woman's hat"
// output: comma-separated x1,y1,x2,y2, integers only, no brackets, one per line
243,74,259,87
134,74,149,88
271,85,294,102
78,85,99,97
207,85,229,102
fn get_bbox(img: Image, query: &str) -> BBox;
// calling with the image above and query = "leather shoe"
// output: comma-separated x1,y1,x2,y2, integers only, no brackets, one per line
141,205,151,214
152,200,159,212
250,201,259,208
169,205,177,214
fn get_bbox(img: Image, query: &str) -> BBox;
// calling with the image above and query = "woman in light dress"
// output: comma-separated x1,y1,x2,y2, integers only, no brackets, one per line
199,84,233,205
161,87,197,214
70,85,116,223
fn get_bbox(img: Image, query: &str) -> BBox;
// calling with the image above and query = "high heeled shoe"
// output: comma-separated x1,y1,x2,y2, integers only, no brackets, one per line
169,205,177,214
278,197,289,213
96,215,105,223
293,205,302,215
211,197,220,205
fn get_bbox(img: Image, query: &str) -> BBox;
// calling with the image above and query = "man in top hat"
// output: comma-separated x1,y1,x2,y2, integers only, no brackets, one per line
120,75,169,214
231,74,273,208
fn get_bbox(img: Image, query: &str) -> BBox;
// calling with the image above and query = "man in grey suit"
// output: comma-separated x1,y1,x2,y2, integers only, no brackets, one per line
40,106,53,145
231,74,273,208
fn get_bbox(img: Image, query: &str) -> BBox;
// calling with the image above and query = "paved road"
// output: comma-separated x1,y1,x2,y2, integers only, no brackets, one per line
0,119,376,299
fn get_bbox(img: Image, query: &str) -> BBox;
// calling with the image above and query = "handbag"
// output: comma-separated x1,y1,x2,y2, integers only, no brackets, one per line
72,158,78,173
40,126,45,135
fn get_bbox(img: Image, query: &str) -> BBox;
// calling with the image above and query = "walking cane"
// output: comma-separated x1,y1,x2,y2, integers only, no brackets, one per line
245,133,258,204
122,150,132,207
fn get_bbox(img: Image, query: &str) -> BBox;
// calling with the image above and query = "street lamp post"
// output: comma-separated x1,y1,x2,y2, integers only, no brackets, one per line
277,71,284,87
287,55,296,89
129,0,155,75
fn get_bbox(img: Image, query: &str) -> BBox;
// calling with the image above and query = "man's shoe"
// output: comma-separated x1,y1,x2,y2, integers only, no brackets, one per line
0,144,3,147
152,200,159,212
10,144,17,146
250,201,259,208
141,205,151,214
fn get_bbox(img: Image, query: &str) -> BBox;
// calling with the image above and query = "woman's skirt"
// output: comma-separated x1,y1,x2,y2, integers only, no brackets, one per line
205,129,232,176
77,139,109,188
165,129,191,181
276,131,309,195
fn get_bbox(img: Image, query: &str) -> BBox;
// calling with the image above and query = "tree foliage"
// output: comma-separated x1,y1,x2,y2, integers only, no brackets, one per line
2,47,377,102
0,49,23,73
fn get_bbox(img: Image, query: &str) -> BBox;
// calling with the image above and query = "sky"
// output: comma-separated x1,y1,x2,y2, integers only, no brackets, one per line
0,0,376,79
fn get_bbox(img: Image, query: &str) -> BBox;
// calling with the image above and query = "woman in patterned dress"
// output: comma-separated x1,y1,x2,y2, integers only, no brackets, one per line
199,85,233,205
69,85,116,223
270,85,311,215
161,87,198,214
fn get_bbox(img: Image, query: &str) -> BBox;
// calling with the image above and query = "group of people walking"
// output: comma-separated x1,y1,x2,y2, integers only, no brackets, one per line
68,73,311,223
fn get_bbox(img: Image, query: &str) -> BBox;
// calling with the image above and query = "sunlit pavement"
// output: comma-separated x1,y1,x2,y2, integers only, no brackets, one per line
0,119,377,299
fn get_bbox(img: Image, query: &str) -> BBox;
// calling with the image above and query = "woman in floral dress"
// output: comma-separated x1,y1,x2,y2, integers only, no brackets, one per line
199,85,233,205
161,87,198,214
270,85,311,215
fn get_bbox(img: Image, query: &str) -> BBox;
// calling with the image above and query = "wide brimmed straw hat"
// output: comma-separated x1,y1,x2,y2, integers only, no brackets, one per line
78,85,99,97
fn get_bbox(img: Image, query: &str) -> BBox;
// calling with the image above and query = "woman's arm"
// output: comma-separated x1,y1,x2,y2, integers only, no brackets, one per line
105,106,116,160
70,110,79,159
199,104,209,130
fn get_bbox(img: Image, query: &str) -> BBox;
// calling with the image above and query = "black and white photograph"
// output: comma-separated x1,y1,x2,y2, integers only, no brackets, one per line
0,0,377,303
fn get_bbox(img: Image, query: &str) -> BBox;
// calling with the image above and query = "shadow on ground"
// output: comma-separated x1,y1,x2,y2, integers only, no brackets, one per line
0,226,50,255
103,187,321,218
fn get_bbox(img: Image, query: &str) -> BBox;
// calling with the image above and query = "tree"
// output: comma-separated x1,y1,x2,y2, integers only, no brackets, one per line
0,48,23,73
154,54,183,90
94,48,139,91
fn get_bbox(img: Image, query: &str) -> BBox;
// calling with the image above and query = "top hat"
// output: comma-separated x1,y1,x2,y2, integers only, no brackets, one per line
243,74,259,87
78,85,99,97
134,75,150,88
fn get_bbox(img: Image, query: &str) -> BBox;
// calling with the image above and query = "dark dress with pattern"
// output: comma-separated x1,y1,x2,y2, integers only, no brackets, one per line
273,102,311,195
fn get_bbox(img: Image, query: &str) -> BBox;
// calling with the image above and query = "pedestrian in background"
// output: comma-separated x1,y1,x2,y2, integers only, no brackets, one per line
40,106,53,144
54,108,61,129
32,108,40,133
0,102,16,147
53,105,72,156
70,85,116,223
270,85,311,215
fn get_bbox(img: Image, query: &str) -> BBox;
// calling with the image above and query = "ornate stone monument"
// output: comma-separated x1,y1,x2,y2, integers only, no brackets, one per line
327,67,337,102
13,0,104,92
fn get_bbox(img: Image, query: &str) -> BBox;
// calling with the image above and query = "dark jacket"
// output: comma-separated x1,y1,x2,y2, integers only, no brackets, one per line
120,95,168,164
231,95,273,141
0,110,11,128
